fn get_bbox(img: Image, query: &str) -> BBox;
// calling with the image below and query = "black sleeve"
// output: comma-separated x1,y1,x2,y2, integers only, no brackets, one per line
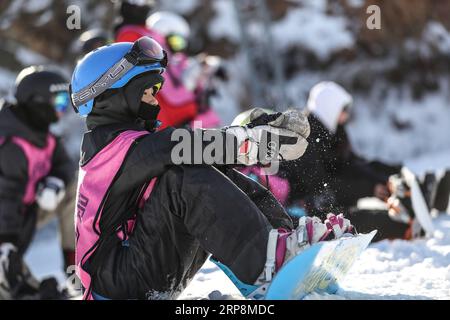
0,142,28,243
110,127,239,194
48,137,76,186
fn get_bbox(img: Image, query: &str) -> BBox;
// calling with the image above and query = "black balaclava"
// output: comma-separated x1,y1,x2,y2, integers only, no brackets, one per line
11,101,58,133
86,71,164,131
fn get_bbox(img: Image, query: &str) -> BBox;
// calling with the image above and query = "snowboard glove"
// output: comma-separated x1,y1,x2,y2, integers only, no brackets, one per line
36,176,66,212
224,108,310,166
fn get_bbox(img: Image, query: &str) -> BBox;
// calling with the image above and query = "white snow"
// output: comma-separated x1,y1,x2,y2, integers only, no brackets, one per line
271,2,355,61
15,47,48,66
423,22,450,55
337,216,450,300
346,0,365,9
348,84,450,163
159,0,199,15
35,10,53,27
23,0,51,13
208,0,241,42
25,220,67,286
0,68,16,97
0,0,26,29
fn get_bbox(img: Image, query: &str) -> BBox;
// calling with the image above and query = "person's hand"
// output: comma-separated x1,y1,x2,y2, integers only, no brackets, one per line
36,177,66,212
249,108,310,139
374,183,390,201
225,108,310,166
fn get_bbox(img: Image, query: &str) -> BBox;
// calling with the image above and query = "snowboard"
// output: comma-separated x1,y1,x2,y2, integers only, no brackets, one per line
264,230,377,300
401,167,435,236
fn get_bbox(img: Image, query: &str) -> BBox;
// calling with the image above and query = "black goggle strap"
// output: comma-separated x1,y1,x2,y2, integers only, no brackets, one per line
71,57,134,109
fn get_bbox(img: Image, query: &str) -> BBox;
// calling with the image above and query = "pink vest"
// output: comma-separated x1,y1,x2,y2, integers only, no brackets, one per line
75,130,156,300
240,167,290,206
160,53,197,107
0,135,56,205
191,109,221,129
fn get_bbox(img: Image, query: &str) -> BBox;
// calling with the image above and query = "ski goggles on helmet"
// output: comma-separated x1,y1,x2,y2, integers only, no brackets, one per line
71,36,167,112
52,91,71,113
166,34,188,52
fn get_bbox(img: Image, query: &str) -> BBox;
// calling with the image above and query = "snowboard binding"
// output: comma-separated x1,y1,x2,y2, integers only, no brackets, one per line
212,214,356,300
386,168,445,239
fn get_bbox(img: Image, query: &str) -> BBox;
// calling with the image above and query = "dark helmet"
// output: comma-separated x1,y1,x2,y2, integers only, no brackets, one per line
119,0,156,25
15,66,69,108
77,28,111,55
13,66,70,131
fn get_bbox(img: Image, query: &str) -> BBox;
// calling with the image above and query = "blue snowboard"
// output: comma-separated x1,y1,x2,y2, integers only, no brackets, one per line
265,230,377,300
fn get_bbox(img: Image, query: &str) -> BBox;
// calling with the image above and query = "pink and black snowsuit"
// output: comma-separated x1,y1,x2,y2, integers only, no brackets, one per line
75,120,293,299
0,106,74,252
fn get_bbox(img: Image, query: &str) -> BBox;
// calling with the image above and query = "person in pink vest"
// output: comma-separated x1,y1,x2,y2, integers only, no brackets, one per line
146,11,222,129
116,9,222,129
0,66,76,299
113,0,156,43
70,37,355,300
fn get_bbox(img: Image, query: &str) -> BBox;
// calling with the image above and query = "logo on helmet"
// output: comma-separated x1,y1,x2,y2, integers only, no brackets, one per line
49,83,69,93
72,58,131,106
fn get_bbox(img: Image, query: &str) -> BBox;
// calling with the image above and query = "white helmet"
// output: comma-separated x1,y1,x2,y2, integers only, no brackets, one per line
306,82,353,133
146,11,191,39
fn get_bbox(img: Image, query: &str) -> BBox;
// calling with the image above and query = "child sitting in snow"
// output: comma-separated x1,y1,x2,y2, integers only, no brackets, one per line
70,37,355,300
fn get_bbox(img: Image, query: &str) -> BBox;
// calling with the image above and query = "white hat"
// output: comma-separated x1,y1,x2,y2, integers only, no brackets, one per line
306,81,353,133
146,11,191,39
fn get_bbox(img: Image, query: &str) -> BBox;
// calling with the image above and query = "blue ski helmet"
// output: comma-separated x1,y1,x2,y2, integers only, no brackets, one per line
70,36,167,116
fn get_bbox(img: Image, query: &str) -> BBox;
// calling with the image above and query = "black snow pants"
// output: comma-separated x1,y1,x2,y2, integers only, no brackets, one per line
91,165,293,299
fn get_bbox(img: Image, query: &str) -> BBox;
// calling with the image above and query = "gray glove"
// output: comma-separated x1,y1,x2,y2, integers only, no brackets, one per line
249,108,310,139
225,108,310,166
